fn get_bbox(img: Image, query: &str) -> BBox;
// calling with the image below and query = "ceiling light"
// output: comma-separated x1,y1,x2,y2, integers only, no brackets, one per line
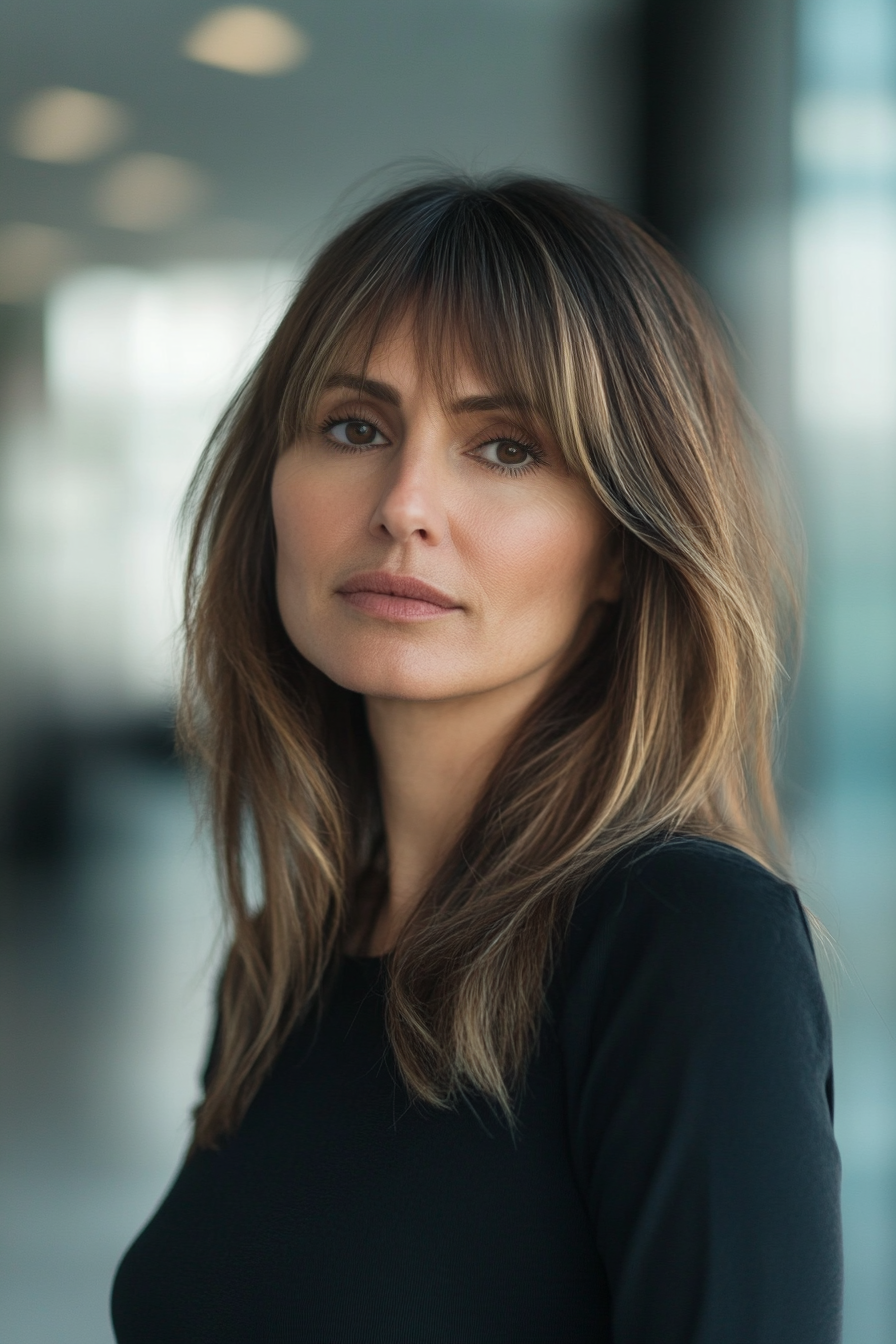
182,6,309,75
0,224,80,302
93,154,211,231
9,87,129,163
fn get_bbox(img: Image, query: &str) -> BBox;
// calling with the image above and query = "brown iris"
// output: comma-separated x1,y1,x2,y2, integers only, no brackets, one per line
344,420,378,444
495,441,528,465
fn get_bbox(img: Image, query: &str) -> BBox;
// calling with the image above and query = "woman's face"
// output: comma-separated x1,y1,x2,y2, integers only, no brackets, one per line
271,316,621,703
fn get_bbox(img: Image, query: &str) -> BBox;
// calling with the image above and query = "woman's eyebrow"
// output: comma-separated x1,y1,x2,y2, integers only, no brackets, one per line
322,373,401,406
450,392,534,415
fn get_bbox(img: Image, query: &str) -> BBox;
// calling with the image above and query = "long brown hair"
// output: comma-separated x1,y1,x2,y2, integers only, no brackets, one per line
181,175,801,1148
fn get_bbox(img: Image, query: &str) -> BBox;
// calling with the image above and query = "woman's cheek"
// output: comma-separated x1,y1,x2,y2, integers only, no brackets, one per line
273,460,363,585
472,492,600,621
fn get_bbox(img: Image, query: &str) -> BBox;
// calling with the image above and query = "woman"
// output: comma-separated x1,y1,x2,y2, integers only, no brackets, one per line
112,175,842,1342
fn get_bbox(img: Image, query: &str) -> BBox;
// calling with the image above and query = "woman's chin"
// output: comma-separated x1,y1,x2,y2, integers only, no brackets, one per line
314,645,477,702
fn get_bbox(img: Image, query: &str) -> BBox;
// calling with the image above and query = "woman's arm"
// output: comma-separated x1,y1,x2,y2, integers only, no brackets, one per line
560,840,843,1343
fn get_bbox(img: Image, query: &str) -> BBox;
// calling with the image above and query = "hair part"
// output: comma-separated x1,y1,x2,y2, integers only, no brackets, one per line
180,173,802,1147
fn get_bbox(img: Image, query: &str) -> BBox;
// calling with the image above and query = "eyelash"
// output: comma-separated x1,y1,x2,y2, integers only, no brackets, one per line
317,414,546,475
318,413,388,451
472,433,545,476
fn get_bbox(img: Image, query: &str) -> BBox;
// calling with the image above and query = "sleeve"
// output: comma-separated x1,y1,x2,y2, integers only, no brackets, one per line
560,841,843,1344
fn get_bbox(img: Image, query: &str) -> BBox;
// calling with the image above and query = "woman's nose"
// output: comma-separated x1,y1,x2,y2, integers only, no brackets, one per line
368,442,450,546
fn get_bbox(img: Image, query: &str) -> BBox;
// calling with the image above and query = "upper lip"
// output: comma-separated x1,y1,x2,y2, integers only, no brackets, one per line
337,571,461,608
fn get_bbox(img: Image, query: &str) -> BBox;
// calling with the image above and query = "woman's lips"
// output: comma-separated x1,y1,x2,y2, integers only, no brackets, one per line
337,572,461,621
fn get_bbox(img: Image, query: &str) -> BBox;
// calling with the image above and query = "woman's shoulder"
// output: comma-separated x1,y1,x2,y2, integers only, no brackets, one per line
567,834,806,955
554,835,822,1037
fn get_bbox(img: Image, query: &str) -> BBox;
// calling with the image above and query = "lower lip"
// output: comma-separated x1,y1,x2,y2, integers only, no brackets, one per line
338,591,460,621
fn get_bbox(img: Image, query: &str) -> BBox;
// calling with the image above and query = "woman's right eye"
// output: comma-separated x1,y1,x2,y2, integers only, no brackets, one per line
324,419,389,448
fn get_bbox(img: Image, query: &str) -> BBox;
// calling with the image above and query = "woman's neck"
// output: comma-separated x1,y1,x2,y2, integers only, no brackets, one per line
363,668,552,952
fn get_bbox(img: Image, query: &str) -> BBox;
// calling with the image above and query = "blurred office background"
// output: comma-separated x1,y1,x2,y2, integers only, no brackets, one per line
0,0,893,1339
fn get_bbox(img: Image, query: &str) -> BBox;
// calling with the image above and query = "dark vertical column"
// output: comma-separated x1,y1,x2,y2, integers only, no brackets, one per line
634,0,807,797
636,0,795,444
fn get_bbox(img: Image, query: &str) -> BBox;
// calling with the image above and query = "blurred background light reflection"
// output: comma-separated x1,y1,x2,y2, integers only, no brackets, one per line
0,0,894,1340
182,6,311,76
791,0,896,1334
3,263,292,713
9,86,131,165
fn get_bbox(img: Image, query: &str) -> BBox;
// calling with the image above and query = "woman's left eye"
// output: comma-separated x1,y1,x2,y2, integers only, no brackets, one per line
325,419,389,448
475,439,540,472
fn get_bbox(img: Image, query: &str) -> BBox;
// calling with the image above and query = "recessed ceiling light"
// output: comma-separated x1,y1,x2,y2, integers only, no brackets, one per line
0,223,81,302
182,6,309,76
9,87,129,164
93,154,212,231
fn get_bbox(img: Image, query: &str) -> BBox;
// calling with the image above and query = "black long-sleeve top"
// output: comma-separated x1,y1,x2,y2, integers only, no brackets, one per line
111,838,843,1342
